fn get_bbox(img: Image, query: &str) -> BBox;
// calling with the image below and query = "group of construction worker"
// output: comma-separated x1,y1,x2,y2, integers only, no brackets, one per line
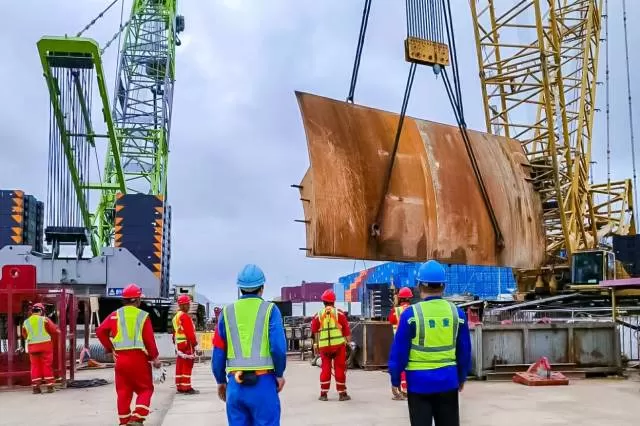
22,284,197,426
21,259,470,426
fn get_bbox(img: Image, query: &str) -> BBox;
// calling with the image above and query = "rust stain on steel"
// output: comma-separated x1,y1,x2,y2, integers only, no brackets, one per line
295,91,546,269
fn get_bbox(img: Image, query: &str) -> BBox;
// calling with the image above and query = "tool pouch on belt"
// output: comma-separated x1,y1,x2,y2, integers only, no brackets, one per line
234,371,258,386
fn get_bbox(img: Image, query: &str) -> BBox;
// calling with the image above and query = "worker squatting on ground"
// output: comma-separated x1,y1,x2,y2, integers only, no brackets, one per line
172,294,199,394
22,302,60,394
310,289,353,401
97,284,162,426
212,264,288,426
388,260,472,426
387,286,413,399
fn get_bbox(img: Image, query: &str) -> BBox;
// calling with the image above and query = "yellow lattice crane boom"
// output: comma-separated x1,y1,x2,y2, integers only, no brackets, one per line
469,0,635,292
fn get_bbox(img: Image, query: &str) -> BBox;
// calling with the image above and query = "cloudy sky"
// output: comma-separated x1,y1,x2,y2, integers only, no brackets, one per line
1,0,638,303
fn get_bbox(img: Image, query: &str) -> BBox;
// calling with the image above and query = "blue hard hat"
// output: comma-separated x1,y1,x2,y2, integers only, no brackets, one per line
237,264,266,289
416,260,446,284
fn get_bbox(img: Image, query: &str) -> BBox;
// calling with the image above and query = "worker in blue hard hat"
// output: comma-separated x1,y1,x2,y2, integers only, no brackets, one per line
387,260,472,426
212,264,287,426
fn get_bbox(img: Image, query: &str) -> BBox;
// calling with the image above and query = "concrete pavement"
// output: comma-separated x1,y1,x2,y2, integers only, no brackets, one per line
162,361,640,426
0,360,639,425
0,366,175,426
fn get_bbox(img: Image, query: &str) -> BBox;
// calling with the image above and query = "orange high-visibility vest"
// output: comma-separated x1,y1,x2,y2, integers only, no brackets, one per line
392,304,410,334
173,311,187,344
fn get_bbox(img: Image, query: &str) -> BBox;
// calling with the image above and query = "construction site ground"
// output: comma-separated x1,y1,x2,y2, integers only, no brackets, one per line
0,360,638,425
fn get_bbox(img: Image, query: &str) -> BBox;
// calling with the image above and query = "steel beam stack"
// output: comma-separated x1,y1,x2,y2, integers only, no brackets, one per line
0,190,44,252
114,193,171,297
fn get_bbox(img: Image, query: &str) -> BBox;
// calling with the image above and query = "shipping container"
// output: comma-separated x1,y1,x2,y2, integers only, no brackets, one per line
300,282,333,302
280,286,292,302
280,286,303,303
339,262,517,301
333,282,344,302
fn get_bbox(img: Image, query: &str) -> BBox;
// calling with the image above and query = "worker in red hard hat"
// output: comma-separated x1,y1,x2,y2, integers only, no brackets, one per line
172,294,199,394
22,302,60,394
310,289,352,401
388,286,414,399
97,284,161,426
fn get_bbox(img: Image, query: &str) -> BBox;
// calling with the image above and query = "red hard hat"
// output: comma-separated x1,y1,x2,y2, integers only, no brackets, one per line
321,289,336,303
122,284,143,299
398,287,413,299
177,295,191,305
32,303,45,311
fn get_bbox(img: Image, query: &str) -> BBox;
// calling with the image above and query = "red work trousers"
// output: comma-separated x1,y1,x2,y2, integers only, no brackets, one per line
29,350,55,387
319,344,347,394
114,350,154,425
175,343,195,392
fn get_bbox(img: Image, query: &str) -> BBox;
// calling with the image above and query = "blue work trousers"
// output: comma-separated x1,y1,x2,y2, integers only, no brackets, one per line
226,373,281,426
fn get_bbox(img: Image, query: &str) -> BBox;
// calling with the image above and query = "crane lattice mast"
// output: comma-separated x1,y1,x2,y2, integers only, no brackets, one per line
37,0,184,256
469,0,634,264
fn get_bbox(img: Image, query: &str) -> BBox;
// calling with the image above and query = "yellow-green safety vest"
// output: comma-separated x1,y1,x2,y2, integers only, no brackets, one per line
392,304,409,334
24,315,51,345
172,311,187,344
111,305,148,352
406,299,462,371
224,298,274,372
317,307,345,348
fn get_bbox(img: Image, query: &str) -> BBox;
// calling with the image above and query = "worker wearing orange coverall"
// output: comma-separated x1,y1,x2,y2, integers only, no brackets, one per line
311,289,352,401
97,284,161,426
388,287,414,399
172,294,199,394
22,302,60,394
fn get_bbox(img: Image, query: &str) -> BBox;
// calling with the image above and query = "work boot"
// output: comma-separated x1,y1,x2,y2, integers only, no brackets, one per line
338,392,351,401
46,385,55,393
32,386,42,395
183,388,200,395
318,393,328,401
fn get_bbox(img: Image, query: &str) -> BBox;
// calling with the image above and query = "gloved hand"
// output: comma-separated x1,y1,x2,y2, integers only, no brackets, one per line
348,341,357,350
152,366,166,384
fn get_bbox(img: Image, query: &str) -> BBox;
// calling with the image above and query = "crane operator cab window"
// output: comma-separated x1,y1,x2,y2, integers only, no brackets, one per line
571,250,616,284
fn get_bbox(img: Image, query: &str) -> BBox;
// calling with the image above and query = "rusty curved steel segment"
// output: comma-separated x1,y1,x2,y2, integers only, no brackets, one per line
295,91,546,269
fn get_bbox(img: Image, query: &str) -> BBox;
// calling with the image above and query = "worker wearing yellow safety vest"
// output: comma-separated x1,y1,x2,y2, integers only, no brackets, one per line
387,286,414,399
388,260,472,426
22,302,60,394
172,294,199,394
311,289,353,401
96,284,162,426
212,264,287,426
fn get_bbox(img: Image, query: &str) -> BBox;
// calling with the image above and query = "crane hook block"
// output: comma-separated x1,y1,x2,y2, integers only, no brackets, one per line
404,37,449,67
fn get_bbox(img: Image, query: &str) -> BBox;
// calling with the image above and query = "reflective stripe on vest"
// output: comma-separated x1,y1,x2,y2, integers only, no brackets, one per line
406,299,461,371
224,298,274,371
24,315,51,345
111,306,148,352
392,305,408,334
317,307,345,348
173,311,187,344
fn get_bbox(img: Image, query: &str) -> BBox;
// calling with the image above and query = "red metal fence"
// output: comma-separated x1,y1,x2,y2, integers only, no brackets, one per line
0,265,77,389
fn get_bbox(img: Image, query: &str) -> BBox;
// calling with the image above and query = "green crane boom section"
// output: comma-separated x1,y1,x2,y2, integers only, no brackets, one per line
37,0,179,256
